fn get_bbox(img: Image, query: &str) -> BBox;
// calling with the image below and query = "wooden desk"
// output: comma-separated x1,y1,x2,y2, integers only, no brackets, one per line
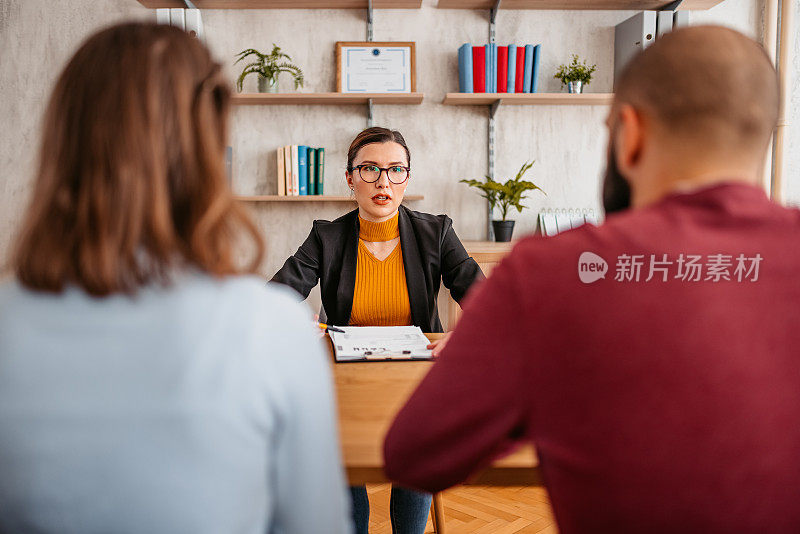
331,333,540,486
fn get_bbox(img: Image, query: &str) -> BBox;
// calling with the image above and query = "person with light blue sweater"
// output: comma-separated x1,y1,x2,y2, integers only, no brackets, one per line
0,22,351,534
0,277,350,534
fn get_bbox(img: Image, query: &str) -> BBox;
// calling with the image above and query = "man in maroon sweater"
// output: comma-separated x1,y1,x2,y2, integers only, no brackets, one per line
384,26,800,533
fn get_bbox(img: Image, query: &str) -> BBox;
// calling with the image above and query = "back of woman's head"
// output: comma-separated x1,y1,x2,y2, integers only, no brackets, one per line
13,22,264,296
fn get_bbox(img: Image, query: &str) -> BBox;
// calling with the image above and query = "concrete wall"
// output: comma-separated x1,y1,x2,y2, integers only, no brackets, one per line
1,0,798,311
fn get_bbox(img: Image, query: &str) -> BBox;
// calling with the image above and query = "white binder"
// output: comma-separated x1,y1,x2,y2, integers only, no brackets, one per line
569,209,586,229
555,211,573,234
169,8,185,30
539,212,559,237
185,9,204,40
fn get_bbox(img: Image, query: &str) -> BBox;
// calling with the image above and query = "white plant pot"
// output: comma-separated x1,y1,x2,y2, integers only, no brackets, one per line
567,81,583,94
258,76,279,93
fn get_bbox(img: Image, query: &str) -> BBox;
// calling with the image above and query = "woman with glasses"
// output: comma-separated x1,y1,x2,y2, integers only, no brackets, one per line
272,126,484,534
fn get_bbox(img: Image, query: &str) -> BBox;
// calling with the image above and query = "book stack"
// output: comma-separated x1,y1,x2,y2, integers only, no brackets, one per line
277,146,325,196
458,43,542,94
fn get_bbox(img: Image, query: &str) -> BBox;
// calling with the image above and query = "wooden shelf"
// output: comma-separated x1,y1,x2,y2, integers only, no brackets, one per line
437,0,722,10
137,0,421,8
232,92,424,105
236,195,424,201
442,92,613,106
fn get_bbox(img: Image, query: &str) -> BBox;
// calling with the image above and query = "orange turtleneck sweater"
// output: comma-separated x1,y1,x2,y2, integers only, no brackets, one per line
349,212,412,327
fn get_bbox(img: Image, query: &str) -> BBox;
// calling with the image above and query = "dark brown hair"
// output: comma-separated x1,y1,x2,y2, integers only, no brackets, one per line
346,127,411,172
614,26,778,154
12,22,264,296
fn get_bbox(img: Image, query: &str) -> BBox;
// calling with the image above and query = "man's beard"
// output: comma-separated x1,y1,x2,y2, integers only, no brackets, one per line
602,139,632,215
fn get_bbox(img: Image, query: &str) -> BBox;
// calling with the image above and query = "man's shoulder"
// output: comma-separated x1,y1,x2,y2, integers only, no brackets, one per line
498,216,644,292
509,198,692,264
510,219,621,262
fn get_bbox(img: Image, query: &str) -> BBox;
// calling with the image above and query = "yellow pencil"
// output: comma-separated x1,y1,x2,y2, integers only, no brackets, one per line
318,323,345,333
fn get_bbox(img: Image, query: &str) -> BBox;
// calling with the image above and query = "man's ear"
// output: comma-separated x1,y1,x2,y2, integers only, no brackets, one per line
614,104,645,178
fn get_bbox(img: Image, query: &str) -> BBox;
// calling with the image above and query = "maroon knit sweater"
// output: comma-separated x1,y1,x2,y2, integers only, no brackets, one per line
384,182,800,534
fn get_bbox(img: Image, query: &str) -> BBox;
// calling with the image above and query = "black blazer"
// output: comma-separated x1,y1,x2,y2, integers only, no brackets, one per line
271,205,484,333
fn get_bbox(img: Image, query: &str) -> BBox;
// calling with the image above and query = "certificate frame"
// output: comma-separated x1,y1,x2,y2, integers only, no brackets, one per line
336,41,416,94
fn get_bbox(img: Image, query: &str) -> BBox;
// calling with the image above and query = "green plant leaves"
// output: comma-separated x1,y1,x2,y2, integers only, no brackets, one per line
460,160,546,221
515,160,535,180
234,44,305,92
553,54,597,86
236,66,265,92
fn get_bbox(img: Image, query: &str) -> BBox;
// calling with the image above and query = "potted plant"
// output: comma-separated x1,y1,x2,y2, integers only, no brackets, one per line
460,160,546,242
554,54,597,94
235,44,304,93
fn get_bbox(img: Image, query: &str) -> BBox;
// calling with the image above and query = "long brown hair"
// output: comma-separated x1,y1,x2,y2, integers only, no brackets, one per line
12,22,264,296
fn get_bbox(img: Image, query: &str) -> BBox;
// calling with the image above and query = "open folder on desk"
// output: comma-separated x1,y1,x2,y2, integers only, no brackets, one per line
329,326,433,362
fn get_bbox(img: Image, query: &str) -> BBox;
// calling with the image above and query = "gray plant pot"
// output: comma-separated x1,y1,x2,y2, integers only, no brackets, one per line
258,76,279,93
492,220,515,242
568,81,583,94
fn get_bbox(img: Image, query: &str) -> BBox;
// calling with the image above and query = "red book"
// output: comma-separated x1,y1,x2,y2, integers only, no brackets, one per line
497,46,508,93
472,46,486,93
515,48,525,92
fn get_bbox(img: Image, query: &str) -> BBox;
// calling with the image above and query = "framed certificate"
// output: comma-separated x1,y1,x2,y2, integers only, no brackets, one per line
336,42,416,93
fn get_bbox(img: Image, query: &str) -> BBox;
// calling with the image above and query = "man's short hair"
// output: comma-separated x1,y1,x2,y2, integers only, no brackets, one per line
614,25,778,155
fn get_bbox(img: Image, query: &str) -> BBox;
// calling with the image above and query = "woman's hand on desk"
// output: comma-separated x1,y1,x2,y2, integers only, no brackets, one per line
313,314,325,338
427,332,452,358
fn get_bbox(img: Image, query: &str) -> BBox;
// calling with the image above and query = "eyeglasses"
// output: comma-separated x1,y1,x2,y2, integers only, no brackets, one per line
353,164,410,184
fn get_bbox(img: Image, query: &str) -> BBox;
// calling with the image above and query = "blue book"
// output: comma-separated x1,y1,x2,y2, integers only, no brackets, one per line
491,43,498,93
484,44,491,93
523,44,534,94
307,148,317,195
316,148,325,195
297,145,308,195
458,43,473,93
507,45,517,94
530,44,542,93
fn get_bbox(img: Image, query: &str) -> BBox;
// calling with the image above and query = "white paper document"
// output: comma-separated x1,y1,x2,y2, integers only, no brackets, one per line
340,46,412,93
329,326,433,362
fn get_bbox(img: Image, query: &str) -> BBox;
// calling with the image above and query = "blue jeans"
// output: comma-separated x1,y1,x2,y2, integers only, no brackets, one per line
350,485,432,534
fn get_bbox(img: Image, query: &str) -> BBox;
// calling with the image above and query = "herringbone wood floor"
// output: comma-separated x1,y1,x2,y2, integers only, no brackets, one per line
366,485,559,534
